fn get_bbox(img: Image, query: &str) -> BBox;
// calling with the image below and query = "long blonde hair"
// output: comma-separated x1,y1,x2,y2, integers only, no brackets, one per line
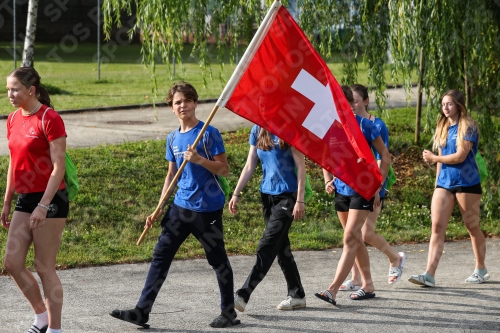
256,127,290,151
432,90,478,151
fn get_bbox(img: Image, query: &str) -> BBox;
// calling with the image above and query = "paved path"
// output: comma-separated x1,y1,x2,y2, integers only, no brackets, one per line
5,87,497,332
0,87,425,156
1,239,499,332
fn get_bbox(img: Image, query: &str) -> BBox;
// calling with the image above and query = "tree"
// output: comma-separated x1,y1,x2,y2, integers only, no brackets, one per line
21,0,39,67
388,0,500,217
103,0,500,216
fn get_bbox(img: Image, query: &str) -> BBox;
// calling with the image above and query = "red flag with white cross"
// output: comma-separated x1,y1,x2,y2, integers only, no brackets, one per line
216,2,382,199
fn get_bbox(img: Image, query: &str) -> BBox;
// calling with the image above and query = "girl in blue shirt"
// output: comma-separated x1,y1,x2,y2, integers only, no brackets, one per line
334,84,406,294
315,86,391,305
229,125,307,312
110,82,239,328
409,89,488,287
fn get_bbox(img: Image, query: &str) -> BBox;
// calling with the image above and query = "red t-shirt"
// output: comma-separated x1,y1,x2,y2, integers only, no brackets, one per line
7,105,67,194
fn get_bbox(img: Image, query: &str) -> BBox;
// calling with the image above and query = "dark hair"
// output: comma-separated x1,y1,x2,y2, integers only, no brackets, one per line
8,67,52,108
165,81,198,107
350,84,369,101
340,85,354,104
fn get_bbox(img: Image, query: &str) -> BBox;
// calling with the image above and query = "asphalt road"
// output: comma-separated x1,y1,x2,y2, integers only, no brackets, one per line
0,239,498,332
4,87,498,332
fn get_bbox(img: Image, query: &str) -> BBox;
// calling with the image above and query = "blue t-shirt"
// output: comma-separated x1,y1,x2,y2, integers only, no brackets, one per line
370,116,389,198
437,124,480,188
250,125,298,195
166,121,226,212
334,115,381,197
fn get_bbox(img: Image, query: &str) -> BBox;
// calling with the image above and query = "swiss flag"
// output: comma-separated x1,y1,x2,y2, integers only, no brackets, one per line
220,5,382,199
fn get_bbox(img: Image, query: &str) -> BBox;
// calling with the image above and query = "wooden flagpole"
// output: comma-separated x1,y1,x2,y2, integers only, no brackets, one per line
216,0,282,108
136,104,220,245
137,0,282,246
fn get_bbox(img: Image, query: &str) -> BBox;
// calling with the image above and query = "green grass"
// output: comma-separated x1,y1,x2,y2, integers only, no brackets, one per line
0,42,415,113
0,107,498,273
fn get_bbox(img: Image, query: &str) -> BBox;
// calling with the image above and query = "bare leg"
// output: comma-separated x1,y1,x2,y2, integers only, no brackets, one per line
426,188,455,277
362,205,401,282
33,217,66,330
337,211,362,286
353,230,375,295
4,212,46,315
456,192,485,270
325,209,370,300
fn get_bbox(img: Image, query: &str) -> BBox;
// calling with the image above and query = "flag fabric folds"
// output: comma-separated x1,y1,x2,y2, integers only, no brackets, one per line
219,3,382,199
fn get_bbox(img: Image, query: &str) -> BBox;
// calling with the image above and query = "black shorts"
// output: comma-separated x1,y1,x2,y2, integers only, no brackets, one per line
15,189,69,218
334,192,375,212
436,183,482,195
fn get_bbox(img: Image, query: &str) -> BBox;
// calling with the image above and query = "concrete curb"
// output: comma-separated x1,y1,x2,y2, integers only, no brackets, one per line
0,84,420,120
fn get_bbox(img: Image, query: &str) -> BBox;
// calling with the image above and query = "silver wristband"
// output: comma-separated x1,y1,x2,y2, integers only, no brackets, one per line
37,203,50,210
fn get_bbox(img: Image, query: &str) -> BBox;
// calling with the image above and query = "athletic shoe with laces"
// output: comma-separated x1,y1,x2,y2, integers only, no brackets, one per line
234,294,247,312
277,296,306,310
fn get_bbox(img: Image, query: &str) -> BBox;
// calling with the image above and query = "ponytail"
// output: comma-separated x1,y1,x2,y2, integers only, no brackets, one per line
37,84,53,108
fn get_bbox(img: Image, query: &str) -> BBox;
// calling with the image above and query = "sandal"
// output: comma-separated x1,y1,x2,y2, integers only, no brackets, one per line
408,274,435,287
388,252,406,284
314,290,336,305
465,272,490,284
349,289,376,300
27,324,48,333
339,279,361,291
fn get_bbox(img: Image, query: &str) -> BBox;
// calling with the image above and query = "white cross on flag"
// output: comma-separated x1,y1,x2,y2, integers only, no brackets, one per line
217,2,382,199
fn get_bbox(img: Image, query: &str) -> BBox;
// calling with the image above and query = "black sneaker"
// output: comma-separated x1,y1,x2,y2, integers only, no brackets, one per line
209,312,241,328
109,308,150,329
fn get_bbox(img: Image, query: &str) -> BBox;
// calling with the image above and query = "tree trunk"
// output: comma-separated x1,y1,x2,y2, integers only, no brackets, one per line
21,0,39,68
415,47,424,144
463,41,469,109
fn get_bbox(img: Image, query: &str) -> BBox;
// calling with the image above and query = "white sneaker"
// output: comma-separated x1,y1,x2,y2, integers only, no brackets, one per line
277,296,306,310
234,294,247,312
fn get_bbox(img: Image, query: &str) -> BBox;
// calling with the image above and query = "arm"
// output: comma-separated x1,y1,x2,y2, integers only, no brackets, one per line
30,136,66,230
423,141,473,165
184,144,230,177
435,147,442,186
322,168,335,194
160,161,178,209
1,157,15,228
146,161,178,228
291,147,306,220
372,136,390,182
228,145,258,214
372,136,391,207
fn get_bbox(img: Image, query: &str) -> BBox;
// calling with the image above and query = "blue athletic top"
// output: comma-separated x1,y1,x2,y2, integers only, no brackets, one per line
250,125,298,195
166,121,226,212
437,124,480,188
334,115,381,197
370,116,389,198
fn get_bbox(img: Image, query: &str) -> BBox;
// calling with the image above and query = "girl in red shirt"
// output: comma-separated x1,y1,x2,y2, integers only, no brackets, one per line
2,67,69,333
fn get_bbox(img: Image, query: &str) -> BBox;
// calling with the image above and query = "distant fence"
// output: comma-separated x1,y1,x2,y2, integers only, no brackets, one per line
0,0,141,79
